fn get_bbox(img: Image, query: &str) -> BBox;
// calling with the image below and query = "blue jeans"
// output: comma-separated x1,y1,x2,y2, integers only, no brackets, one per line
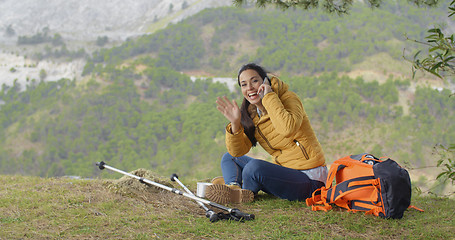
220,152,325,201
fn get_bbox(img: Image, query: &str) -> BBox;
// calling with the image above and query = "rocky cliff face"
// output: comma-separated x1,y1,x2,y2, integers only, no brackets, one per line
0,0,232,88
0,0,232,43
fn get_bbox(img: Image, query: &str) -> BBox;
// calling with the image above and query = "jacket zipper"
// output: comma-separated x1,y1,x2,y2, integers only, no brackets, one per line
256,125,282,165
294,140,310,160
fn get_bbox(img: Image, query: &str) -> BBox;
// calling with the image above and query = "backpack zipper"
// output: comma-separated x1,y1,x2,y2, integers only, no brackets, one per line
256,125,282,165
294,140,310,160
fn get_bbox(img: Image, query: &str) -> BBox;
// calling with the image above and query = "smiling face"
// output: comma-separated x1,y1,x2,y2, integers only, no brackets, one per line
239,69,264,106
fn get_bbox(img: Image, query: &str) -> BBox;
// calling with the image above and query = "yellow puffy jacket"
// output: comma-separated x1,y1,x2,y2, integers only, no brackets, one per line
225,76,325,170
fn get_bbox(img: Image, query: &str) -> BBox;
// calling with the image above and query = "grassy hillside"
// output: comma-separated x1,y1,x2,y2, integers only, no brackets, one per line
0,0,454,197
83,1,451,77
0,175,454,239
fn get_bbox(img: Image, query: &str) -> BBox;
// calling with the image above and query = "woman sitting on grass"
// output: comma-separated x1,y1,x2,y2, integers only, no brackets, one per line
205,63,327,204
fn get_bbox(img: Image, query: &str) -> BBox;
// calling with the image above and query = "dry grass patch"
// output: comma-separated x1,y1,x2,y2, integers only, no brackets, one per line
105,168,202,214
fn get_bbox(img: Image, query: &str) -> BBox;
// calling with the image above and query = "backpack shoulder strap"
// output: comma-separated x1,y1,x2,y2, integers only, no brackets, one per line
325,161,344,188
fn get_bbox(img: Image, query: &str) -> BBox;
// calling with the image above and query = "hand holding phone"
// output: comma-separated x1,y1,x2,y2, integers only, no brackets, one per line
258,76,271,98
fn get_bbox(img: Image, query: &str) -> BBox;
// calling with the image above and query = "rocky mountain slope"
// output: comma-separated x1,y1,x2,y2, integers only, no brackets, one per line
0,0,232,43
0,0,232,88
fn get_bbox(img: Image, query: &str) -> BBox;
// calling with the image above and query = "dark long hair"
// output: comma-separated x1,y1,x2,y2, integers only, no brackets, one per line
237,63,268,147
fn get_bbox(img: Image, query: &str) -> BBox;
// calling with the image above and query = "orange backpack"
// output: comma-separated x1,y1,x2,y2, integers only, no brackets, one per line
306,153,422,219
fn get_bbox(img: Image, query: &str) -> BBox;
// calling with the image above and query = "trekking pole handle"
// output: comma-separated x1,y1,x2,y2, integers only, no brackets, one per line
230,209,255,221
206,210,219,222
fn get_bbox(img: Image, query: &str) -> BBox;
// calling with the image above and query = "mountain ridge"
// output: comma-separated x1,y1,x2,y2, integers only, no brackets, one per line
0,0,232,43
0,0,232,89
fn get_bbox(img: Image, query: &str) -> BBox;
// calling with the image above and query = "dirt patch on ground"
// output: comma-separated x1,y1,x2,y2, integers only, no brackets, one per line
104,169,204,214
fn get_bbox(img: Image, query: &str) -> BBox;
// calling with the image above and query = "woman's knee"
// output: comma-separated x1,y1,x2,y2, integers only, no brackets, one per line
242,159,266,178
220,152,235,169
221,152,234,163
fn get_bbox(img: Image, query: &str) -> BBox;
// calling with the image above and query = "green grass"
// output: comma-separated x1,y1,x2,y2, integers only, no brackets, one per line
0,175,453,239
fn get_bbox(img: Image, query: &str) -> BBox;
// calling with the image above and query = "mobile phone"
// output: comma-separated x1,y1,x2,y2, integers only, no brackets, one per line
259,76,270,98
263,76,270,86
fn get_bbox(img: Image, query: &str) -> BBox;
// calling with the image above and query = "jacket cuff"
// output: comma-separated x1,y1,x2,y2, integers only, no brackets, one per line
226,123,244,135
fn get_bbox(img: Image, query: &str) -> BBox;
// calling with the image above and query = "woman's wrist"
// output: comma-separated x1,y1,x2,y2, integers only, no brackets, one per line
230,121,241,133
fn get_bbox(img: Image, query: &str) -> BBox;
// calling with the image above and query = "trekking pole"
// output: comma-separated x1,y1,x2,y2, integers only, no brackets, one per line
170,174,219,222
96,161,255,222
